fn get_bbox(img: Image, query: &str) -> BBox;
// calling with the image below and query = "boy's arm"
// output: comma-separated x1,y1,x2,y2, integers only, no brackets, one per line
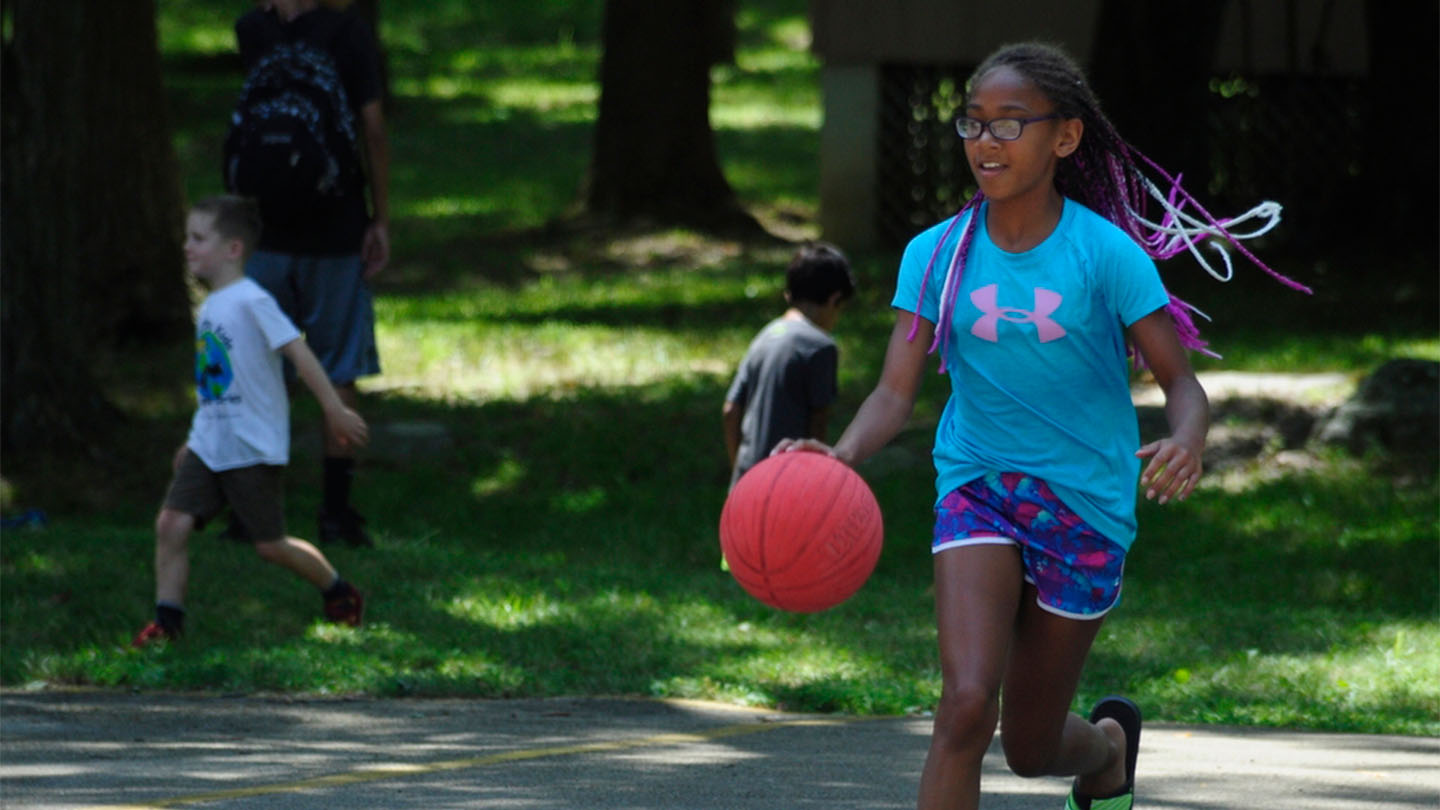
279,338,370,450
807,405,832,444
721,400,743,469
806,344,838,444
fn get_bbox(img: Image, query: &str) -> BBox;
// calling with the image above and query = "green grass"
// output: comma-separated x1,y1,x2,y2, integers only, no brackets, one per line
2,0,1436,737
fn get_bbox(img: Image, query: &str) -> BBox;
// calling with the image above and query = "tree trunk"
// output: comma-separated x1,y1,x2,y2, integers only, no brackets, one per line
1,0,189,455
584,0,764,235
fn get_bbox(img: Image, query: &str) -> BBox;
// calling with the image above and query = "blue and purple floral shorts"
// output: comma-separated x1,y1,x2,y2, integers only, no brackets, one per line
933,471,1126,619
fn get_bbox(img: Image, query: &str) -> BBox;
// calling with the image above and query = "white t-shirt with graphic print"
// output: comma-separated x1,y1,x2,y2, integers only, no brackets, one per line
186,277,301,471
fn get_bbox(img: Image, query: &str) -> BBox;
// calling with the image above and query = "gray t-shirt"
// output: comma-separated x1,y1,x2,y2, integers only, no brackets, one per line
726,315,838,486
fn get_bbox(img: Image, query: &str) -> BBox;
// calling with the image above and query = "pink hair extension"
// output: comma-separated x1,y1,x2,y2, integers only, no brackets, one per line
905,208,967,345
932,206,981,372
905,193,984,373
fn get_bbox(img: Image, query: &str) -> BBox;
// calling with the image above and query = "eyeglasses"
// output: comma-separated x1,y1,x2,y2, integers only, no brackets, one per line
955,114,1061,141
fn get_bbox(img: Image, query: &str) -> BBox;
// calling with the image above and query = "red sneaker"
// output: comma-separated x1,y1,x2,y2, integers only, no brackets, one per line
131,621,178,648
323,587,365,627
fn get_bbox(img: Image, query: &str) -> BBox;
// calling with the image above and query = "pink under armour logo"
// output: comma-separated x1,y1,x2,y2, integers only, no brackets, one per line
969,284,1067,343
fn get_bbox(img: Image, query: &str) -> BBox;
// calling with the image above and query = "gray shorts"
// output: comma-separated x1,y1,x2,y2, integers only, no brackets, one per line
245,250,380,385
163,450,286,542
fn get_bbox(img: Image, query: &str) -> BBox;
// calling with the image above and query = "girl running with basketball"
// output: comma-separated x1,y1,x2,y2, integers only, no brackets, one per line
776,42,1305,809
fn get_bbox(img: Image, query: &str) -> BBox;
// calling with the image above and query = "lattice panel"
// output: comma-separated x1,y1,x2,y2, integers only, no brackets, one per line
877,62,976,246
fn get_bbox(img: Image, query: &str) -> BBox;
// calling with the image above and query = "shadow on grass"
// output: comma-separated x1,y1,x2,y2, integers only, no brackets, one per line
4,195,1433,728
5,371,1433,733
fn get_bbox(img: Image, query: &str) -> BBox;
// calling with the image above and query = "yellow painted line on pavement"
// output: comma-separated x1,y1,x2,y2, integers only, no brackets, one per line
83,715,859,809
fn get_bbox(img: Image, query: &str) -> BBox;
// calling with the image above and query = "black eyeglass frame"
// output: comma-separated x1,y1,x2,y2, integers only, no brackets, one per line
955,114,1062,141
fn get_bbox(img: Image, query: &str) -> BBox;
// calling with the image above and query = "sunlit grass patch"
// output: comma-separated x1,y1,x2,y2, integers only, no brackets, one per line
369,260,787,398
392,76,598,122
1197,333,1440,373
156,9,235,55
371,320,743,399
443,584,566,629
1099,617,1439,734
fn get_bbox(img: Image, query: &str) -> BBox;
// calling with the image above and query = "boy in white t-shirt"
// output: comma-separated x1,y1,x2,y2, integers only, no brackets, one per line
133,195,370,647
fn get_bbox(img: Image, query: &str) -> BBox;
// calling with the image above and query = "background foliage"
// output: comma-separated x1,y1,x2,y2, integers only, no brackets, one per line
1,0,1435,735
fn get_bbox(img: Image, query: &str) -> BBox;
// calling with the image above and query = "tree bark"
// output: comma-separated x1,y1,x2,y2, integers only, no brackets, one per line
584,0,764,235
1,0,189,455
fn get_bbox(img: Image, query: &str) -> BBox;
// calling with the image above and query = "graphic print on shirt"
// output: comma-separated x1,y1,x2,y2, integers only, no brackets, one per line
195,329,235,402
968,284,1067,343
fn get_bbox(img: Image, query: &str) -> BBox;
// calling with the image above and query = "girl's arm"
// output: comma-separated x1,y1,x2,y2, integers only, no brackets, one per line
279,338,370,450
775,312,934,467
1129,308,1209,504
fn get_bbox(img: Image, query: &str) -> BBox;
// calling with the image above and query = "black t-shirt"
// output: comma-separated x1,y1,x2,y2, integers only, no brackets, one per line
235,7,382,255
725,316,839,486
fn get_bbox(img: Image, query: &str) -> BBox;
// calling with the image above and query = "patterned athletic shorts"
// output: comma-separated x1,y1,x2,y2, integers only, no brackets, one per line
932,471,1126,619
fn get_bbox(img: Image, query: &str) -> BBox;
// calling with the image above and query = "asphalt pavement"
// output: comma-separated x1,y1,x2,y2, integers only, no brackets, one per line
1,691,1436,809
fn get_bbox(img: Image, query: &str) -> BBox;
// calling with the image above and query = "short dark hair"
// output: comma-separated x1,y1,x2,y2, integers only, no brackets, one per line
785,242,855,304
190,194,262,257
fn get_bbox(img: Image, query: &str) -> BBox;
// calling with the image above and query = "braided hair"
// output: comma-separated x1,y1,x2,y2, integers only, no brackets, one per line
911,42,1308,371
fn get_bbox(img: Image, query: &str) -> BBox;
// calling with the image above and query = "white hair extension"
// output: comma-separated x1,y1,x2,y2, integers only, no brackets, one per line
1128,174,1285,283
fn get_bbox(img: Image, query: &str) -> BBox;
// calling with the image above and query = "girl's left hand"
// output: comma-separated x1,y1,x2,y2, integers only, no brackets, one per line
769,438,838,458
1135,437,1203,504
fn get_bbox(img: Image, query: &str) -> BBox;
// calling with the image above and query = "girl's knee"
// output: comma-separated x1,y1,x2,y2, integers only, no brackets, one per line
931,685,999,752
1001,730,1062,778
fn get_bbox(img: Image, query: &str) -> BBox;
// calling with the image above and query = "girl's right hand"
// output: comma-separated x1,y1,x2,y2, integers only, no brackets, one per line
769,438,839,458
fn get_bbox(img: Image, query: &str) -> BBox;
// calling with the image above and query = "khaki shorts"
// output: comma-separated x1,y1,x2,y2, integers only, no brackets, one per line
163,450,286,542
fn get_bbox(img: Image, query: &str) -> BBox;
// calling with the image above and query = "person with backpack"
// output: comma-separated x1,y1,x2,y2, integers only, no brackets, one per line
228,0,390,548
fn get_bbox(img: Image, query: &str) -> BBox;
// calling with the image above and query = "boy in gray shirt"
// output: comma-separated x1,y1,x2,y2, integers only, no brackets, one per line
724,243,856,487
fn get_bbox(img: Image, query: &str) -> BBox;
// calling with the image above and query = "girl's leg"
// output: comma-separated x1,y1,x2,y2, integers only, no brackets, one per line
997,585,1125,792
253,537,338,590
917,544,1025,810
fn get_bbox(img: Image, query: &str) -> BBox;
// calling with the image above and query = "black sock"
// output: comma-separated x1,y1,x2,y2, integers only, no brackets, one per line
323,457,355,514
322,578,353,601
156,603,185,635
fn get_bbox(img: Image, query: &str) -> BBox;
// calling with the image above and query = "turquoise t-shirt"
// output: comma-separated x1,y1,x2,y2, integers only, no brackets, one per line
891,199,1170,549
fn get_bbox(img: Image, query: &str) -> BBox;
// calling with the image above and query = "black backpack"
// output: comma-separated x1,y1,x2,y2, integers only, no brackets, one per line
223,16,360,224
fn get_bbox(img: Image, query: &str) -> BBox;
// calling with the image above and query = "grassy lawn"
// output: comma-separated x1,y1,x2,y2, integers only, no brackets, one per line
1,0,1435,736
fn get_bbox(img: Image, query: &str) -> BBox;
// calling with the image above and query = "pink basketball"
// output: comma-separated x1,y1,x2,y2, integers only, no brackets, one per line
719,451,883,612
